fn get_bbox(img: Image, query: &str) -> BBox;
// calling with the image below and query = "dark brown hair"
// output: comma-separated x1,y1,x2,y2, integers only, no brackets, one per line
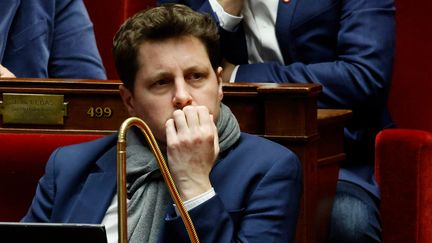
112,4,221,91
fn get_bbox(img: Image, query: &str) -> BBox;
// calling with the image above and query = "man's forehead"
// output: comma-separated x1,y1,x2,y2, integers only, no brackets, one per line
137,35,208,55
136,37,211,71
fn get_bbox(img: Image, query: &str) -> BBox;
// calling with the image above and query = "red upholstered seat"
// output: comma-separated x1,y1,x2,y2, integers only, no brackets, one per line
375,0,432,242
375,129,432,243
0,133,103,222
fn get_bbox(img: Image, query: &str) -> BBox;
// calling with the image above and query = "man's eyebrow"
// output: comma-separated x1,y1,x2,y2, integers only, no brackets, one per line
147,71,171,81
183,64,208,73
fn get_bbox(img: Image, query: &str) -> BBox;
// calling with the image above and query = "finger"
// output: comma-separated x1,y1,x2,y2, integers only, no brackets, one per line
209,114,217,134
172,109,188,133
197,107,215,147
197,106,212,130
183,106,200,130
210,114,220,154
165,118,178,145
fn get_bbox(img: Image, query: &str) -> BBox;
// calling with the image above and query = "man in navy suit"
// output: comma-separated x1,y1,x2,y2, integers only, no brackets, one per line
0,0,106,79
157,0,396,242
23,5,302,243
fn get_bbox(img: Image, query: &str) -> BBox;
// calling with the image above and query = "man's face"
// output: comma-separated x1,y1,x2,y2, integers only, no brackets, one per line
120,36,223,144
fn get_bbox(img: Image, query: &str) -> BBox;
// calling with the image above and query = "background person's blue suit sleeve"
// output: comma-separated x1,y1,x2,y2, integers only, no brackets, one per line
157,0,395,110
48,0,107,79
1,0,106,79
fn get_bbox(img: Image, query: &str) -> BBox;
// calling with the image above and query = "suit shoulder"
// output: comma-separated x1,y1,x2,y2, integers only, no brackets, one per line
227,133,301,171
239,132,296,156
58,133,116,151
50,133,117,162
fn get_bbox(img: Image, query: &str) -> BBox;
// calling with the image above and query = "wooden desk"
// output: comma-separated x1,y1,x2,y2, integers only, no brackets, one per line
0,78,351,243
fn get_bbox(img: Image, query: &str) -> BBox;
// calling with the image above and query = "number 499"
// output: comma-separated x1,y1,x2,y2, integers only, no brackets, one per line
87,107,112,118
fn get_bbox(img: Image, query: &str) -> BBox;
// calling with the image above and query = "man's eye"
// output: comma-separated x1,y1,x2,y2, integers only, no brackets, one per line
188,73,202,81
154,80,169,86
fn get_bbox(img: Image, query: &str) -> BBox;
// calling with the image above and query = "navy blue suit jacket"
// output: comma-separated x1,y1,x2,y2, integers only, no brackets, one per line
157,0,396,197
23,133,302,242
0,0,106,79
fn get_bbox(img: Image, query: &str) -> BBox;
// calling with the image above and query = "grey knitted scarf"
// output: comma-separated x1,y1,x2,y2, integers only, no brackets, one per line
126,103,241,243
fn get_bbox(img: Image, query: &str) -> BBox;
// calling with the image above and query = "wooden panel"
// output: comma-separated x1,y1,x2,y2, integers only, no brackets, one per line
0,79,126,133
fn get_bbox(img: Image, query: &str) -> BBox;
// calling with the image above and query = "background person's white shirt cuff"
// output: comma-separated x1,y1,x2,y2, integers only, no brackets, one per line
230,65,240,83
208,0,243,31
173,188,216,215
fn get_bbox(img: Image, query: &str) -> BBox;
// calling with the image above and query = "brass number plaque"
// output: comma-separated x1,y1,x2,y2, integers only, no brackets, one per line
87,107,113,118
0,93,67,125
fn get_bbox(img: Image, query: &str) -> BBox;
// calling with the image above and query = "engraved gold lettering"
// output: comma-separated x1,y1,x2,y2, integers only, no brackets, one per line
1,93,65,125
87,107,113,118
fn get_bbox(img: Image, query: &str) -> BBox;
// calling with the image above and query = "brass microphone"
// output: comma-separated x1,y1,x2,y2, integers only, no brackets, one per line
116,117,199,243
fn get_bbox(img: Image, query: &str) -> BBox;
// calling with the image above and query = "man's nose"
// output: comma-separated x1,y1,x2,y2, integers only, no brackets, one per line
172,81,192,109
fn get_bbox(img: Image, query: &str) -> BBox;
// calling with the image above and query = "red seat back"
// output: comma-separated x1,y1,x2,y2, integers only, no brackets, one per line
83,0,156,79
0,133,103,222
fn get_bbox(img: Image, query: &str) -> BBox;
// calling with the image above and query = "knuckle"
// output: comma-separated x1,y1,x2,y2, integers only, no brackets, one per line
183,105,194,113
173,109,184,117
168,139,181,150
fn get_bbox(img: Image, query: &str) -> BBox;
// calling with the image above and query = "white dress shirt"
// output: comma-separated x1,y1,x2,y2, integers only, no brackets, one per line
208,0,283,81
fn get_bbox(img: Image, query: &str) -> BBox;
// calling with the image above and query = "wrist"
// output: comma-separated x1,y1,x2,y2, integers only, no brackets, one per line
178,180,212,201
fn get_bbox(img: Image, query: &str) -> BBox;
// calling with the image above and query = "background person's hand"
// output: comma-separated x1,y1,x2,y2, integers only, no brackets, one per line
165,105,219,201
217,0,244,16
0,64,16,78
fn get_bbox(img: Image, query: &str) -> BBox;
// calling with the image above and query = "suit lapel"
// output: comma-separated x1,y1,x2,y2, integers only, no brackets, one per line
276,0,299,64
67,145,117,223
0,0,20,62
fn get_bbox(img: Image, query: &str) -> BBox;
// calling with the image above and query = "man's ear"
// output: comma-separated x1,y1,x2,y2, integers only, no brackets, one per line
216,66,224,101
119,84,137,116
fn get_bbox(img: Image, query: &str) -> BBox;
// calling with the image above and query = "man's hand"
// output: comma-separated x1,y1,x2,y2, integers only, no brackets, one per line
165,106,219,201
0,64,16,78
217,0,244,16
